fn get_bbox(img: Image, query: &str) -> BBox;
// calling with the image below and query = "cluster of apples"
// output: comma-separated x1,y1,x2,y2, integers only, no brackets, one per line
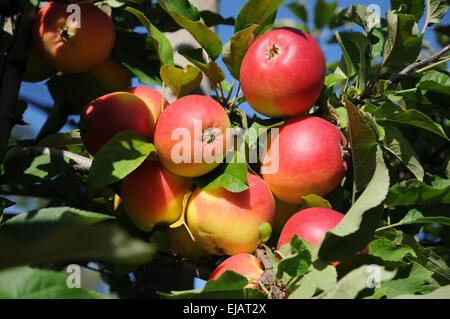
35,2,350,288
78,23,351,289
23,1,132,92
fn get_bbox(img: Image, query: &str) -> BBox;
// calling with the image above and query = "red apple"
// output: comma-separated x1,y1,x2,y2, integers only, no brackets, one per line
154,95,232,177
186,173,275,255
261,115,348,204
89,57,133,92
120,158,193,232
34,1,115,73
208,253,264,289
240,27,326,118
125,86,169,127
277,207,344,251
80,92,155,155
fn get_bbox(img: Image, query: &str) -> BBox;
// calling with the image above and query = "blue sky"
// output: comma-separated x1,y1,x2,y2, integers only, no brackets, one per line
15,0,448,140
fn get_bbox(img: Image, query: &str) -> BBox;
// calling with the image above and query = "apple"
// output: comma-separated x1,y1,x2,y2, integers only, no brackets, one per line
23,44,56,82
125,86,169,126
166,226,211,263
277,207,344,251
154,95,232,177
79,91,155,155
240,27,326,118
120,158,193,232
89,57,133,92
261,115,348,204
208,253,264,289
33,1,115,73
186,173,275,255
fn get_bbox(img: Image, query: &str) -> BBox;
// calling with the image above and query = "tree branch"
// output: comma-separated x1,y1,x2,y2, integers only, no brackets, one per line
255,245,288,299
389,44,450,84
6,146,92,174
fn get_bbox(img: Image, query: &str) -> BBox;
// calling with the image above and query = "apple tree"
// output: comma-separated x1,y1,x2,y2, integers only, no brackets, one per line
0,0,449,300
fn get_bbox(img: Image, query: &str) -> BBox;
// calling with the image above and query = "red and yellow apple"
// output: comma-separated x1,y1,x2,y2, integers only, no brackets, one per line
120,158,193,232
186,173,275,255
125,86,168,126
262,115,348,204
154,95,232,177
89,57,133,92
79,92,155,155
277,207,344,251
240,27,326,118
33,1,115,73
208,253,264,289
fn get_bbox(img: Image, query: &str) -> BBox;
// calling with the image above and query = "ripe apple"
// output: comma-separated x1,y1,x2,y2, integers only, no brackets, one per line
277,207,344,251
166,226,211,263
272,196,299,242
240,27,326,118
154,95,232,177
89,57,133,92
79,92,155,155
186,173,275,255
208,253,264,289
125,86,169,126
33,1,115,73
261,115,348,204
120,158,193,232
23,44,56,82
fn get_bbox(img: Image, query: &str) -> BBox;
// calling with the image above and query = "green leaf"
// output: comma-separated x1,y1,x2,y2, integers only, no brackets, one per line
157,0,222,60
382,11,423,66
314,0,337,29
159,0,201,21
373,102,449,141
325,73,346,87
0,221,156,269
112,30,162,86
178,48,226,89
125,6,174,66
299,194,332,210
235,0,285,37
87,131,156,188
222,25,258,80
258,222,272,243
394,285,450,299
371,262,434,299
160,270,266,299
318,146,390,262
417,70,450,95
322,265,397,299
428,0,449,25
344,96,379,191
277,235,312,279
286,1,308,23
368,238,416,262
288,260,337,299
383,126,424,181
0,266,108,299
160,64,203,97
396,208,450,226
2,207,114,226
385,179,450,206
391,0,426,21
17,0,39,12
194,151,249,193
330,4,382,32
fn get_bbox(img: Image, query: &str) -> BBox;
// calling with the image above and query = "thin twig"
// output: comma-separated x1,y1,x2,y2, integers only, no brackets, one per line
421,0,431,35
389,44,450,84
